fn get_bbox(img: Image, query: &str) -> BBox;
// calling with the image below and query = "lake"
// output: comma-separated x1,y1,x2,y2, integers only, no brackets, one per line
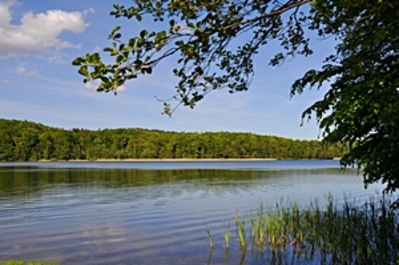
0,160,384,265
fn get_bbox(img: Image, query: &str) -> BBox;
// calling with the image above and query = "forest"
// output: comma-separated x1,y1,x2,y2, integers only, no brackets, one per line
0,119,346,161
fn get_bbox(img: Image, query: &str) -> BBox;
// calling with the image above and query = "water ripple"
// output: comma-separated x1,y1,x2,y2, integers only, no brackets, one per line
0,162,384,265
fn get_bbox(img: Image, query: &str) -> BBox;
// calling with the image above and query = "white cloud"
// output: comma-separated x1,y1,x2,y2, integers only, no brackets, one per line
0,0,91,57
15,66,24,73
84,80,127,93
83,81,99,91
116,86,127,92
48,55,65,64
15,65,38,76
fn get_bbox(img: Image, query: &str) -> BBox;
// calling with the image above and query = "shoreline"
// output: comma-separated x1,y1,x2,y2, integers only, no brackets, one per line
36,158,279,162
2,158,343,163
32,158,341,162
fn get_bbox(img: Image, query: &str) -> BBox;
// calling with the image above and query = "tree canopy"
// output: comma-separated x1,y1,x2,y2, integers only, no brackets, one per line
73,1,399,194
0,119,345,161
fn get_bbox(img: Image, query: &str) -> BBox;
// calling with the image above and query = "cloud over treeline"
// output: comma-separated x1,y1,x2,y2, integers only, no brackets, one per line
0,0,92,57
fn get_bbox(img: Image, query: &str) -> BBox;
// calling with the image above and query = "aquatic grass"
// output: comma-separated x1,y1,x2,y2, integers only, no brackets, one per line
222,230,231,249
265,211,280,246
215,222,232,250
249,204,266,246
211,195,399,264
205,225,214,249
234,214,247,248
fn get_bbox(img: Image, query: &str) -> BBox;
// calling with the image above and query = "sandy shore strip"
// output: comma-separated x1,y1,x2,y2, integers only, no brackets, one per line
38,158,279,162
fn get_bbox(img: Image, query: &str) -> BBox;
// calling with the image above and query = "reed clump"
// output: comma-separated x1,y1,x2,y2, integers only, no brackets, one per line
212,196,399,264
234,215,247,248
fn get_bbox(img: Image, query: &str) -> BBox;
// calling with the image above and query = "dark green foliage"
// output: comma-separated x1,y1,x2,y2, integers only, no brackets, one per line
74,0,315,110
290,0,399,193
73,0,399,194
0,119,345,161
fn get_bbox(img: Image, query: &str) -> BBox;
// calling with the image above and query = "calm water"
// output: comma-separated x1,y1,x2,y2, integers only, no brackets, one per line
0,160,384,265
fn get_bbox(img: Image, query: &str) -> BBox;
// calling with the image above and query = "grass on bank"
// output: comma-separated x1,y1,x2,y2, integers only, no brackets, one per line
0,260,56,265
211,195,399,265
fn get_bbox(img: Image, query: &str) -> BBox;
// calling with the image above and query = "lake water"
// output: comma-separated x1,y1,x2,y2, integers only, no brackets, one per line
0,160,384,265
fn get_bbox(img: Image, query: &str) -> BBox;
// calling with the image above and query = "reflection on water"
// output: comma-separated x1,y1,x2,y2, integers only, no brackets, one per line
0,161,383,265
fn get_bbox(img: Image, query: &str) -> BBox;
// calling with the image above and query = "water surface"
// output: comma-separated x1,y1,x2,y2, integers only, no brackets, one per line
0,160,383,264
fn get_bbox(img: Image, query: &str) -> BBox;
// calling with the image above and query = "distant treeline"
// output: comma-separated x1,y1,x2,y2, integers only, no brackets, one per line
0,119,347,161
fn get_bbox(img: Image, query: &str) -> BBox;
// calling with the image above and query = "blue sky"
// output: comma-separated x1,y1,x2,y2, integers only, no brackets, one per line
0,0,335,139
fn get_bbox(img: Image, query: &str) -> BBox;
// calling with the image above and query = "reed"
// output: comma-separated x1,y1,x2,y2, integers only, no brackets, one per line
222,231,231,249
211,195,399,264
249,204,266,246
205,225,214,249
234,215,247,248
217,222,232,249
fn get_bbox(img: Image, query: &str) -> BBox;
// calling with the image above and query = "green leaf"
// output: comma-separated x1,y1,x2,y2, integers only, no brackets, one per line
140,30,147,38
109,25,121,39
71,57,84,66
116,55,124,64
100,76,109,82
187,22,195,29
89,53,100,64
78,66,89,77
128,38,136,48
156,31,166,41
114,33,122,39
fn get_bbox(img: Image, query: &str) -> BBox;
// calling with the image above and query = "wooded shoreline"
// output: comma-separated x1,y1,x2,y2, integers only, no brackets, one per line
34,157,343,162
0,119,347,162
37,158,279,162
